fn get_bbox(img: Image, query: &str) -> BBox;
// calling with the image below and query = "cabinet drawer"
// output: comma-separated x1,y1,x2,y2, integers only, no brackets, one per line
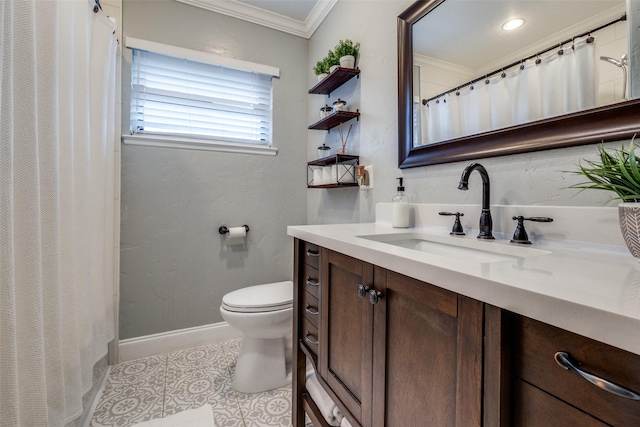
514,315,640,426
303,241,320,269
301,263,320,299
302,290,320,328
302,316,319,357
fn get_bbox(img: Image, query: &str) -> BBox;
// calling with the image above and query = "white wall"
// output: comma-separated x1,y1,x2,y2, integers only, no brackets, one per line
307,0,624,226
119,0,308,339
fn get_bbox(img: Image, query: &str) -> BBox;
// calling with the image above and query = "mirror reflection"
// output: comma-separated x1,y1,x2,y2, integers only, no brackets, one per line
412,0,628,147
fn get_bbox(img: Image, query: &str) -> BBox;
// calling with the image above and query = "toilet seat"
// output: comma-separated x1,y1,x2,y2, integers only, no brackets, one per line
222,280,293,313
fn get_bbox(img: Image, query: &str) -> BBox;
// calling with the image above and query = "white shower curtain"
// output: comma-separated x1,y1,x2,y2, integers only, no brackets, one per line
0,1,117,426
424,35,597,144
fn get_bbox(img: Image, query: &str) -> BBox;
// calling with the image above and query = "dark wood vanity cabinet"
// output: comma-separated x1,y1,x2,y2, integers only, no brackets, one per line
293,240,483,427
509,314,640,427
292,239,640,427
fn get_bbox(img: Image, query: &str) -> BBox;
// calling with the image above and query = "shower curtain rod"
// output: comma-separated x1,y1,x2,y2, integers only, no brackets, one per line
423,13,627,105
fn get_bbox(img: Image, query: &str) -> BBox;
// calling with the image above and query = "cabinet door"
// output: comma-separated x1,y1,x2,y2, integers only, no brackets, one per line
371,271,483,427
320,249,374,427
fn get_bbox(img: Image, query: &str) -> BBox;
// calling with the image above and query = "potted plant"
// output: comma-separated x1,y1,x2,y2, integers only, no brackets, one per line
334,39,360,69
313,59,329,81
326,49,340,73
569,138,640,257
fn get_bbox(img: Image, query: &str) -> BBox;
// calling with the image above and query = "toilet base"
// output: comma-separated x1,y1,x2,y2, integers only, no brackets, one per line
233,336,289,393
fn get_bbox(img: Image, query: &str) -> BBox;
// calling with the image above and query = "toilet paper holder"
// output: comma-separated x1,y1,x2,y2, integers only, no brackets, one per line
219,225,250,235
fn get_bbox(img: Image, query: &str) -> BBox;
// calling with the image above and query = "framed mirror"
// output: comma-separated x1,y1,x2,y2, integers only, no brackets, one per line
398,0,640,169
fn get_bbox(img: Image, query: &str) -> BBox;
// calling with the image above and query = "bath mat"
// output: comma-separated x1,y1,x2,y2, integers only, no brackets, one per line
131,404,216,427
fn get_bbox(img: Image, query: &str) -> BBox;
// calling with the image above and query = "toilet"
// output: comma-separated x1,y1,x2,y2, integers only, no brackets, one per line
220,280,293,393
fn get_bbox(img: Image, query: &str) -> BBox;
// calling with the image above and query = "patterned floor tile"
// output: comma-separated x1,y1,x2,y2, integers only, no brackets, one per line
91,338,293,427
91,355,167,427
163,344,244,426
236,384,292,427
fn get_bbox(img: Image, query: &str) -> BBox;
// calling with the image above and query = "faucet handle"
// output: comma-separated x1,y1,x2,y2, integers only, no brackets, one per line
511,216,553,245
439,212,465,236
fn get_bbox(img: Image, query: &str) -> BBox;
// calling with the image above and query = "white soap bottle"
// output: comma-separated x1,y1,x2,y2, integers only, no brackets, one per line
392,177,410,228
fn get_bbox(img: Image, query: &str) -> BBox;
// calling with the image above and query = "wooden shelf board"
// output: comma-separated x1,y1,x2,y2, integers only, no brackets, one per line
302,393,331,427
308,68,361,95
308,111,360,131
307,154,359,167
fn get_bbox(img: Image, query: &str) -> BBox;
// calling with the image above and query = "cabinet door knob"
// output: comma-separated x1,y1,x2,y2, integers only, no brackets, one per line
554,351,640,400
357,284,371,298
305,276,319,287
369,289,383,305
306,249,320,257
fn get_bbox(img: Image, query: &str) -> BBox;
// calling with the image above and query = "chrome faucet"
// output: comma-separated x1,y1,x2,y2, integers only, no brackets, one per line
458,163,494,240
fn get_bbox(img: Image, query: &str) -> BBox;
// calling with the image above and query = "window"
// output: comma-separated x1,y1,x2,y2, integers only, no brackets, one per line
125,38,279,155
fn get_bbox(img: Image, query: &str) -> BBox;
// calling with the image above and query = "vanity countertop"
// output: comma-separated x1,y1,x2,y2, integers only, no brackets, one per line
288,221,640,356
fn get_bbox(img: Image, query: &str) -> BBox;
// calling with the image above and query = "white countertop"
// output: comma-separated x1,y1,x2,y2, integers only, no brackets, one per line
288,205,640,356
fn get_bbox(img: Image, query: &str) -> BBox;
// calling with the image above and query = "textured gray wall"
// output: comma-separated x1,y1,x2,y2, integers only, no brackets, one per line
120,1,308,339
307,1,625,226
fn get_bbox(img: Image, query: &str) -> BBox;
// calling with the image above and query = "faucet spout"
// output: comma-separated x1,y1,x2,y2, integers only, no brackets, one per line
458,163,494,240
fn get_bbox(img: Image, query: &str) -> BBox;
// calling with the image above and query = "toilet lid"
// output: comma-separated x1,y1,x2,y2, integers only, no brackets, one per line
222,281,293,313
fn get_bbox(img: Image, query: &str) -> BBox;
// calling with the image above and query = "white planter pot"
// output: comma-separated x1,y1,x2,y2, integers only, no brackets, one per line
317,73,328,81
619,202,640,257
329,65,339,73
339,55,355,69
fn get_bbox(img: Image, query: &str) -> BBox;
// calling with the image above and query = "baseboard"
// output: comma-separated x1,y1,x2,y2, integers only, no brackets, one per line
118,322,242,362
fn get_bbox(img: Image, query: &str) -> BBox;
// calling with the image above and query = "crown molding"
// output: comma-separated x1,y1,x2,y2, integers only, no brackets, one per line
174,0,337,39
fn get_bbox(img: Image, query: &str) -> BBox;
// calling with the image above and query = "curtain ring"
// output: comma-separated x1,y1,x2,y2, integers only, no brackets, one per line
558,43,564,55
501,70,506,78
470,85,474,90
456,91,460,96
587,35,594,44
436,99,440,104
535,54,541,65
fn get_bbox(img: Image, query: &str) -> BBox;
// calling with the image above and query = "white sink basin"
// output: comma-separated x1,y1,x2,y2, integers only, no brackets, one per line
357,232,551,263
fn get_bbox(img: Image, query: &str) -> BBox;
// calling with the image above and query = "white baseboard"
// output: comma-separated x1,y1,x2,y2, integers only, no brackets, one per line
118,322,242,362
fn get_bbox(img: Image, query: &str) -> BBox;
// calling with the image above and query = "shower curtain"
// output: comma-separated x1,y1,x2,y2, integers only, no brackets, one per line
424,35,597,144
1,1,117,425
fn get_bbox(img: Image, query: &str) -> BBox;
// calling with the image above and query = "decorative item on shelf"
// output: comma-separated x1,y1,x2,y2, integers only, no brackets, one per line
313,59,329,81
569,137,640,257
320,105,333,118
317,143,331,159
356,165,369,186
334,39,360,69
338,123,353,155
333,99,347,111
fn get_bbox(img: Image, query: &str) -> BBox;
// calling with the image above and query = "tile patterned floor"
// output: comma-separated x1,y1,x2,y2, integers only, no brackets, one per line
91,338,292,427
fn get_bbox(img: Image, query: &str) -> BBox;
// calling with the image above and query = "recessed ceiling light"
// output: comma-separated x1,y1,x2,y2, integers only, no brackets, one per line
503,18,524,31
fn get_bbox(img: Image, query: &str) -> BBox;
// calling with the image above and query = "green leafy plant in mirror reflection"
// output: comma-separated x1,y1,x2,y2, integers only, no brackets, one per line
569,137,640,202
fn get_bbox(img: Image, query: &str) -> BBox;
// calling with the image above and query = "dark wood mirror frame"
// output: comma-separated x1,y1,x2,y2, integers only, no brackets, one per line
398,0,640,169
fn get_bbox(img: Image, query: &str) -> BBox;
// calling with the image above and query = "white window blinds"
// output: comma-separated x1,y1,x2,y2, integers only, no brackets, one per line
130,46,274,146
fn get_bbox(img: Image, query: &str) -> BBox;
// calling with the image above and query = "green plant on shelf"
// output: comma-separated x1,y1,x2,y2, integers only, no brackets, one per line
334,39,360,60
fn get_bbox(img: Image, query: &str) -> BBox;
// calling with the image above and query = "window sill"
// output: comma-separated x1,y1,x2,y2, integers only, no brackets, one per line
122,134,278,156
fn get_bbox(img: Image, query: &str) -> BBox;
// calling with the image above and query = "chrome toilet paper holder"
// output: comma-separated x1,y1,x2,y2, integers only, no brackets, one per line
219,225,250,235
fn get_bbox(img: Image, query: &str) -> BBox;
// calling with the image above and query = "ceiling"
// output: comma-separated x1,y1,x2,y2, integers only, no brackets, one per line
174,0,335,38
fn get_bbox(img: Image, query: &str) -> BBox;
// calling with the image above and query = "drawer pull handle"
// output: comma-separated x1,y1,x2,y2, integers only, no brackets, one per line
305,332,319,346
554,351,640,400
305,277,319,287
305,304,319,316
306,249,320,257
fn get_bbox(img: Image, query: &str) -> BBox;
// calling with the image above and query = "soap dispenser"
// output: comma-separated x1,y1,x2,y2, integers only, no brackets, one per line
392,177,410,228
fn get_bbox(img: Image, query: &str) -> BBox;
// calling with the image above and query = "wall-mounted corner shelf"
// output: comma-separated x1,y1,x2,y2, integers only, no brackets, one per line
308,111,360,131
309,68,360,96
